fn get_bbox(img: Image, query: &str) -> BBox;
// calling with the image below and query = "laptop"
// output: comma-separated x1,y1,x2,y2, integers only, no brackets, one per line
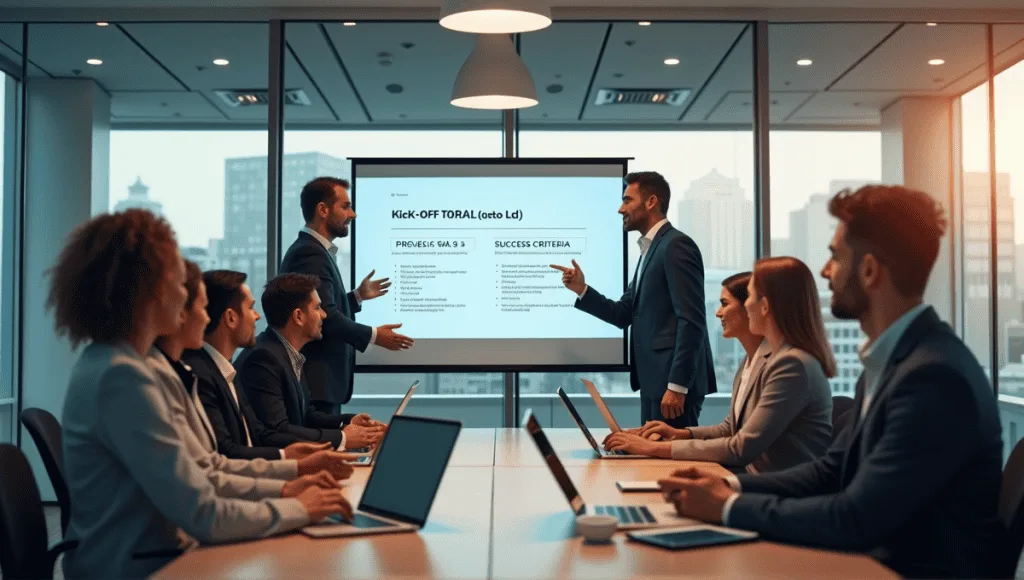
522,410,690,530
301,415,461,538
556,387,641,459
352,380,419,466
580,378,662,441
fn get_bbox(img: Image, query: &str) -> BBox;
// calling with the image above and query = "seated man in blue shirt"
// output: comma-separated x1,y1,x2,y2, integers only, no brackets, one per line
658,185,1007,579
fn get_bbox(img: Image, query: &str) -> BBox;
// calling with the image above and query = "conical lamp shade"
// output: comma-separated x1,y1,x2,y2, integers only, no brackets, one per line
451,34,538,110
440,0,551,34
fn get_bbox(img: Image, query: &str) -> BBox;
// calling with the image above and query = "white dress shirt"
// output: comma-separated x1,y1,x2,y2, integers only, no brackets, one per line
202,343,286,460
301,226,377,348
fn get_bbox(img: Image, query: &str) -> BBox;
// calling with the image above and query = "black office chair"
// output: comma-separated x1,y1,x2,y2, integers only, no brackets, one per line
1000,438,1024,577
21,407,71,535
832,409,854,440
0,444,77,580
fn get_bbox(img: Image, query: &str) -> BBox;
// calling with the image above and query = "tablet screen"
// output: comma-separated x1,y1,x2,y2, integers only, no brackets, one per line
630,528,756,550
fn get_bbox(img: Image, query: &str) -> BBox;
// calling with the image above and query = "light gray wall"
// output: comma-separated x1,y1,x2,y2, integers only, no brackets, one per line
22,78,109,500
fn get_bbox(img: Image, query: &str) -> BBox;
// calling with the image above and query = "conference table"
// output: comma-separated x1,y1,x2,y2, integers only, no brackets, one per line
154,428,897,579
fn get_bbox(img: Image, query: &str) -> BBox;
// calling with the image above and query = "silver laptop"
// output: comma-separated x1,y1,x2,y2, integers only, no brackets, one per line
353,381,419,466
522,410,690,530
580,378,625,433
556,387,642,459
301,415,461,538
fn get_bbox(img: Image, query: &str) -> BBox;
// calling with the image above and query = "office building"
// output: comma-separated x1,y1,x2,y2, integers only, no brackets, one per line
113,177,163,216
964,171,1017,368
677,169,754,270
221,152,351,296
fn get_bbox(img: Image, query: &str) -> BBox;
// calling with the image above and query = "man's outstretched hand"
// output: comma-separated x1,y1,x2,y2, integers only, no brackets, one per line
550,260,586,295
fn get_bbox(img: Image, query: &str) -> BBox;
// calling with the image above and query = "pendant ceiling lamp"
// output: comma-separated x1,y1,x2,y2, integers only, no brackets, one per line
451,33,538,110
440,0,552,34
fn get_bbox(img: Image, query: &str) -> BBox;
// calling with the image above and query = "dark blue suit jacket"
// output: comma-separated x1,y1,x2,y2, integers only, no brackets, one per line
279,231,373,405
182,347,302,460
729,307,1007,579
575,223,715,404
235,330,354,448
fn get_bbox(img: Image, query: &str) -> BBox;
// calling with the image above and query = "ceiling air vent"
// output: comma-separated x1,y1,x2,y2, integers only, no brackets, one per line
213,89,312,107
594,88,690,106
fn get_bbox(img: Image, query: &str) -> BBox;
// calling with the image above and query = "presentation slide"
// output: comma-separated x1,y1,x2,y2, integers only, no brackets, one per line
353,161,627,368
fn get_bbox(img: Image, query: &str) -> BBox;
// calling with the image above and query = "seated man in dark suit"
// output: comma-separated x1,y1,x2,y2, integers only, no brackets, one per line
658,185,1007,579
184,270,329,461
236,273,386,451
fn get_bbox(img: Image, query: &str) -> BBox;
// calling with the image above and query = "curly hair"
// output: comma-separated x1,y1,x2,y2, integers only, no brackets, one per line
46,209,180,349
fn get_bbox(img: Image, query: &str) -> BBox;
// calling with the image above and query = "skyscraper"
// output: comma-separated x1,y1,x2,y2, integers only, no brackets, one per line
677,169,754,270
221,152,351,299
114,177,163,216
964,171,1017,369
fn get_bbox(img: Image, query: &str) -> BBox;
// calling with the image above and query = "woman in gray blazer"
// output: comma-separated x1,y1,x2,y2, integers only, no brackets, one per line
52,210,352,579
148,259,355,501
605,259,834,473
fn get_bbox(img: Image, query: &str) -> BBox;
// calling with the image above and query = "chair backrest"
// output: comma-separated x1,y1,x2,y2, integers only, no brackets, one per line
0,444,54,579
1000,437,1024,576
20,407,70,535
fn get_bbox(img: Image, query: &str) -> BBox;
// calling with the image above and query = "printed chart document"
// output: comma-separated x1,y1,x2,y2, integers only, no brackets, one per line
353,162,627,367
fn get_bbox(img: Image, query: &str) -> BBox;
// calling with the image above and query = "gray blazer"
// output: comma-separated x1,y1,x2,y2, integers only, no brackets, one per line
62,342,309,579
676,342,832,473
146,349,298,500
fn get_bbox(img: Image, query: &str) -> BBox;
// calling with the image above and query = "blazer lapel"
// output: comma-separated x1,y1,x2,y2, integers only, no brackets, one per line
633,223,672,307
840,307,940,477
187,373,217,450
735,340,773,428
203,350,247,439
266,332,306,423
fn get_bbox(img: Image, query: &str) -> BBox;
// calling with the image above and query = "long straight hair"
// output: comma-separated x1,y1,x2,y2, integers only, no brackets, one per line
752,257,837,378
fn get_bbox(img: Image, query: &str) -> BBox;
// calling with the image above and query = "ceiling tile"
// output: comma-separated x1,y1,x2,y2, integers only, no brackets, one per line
584,22,747,122
27,23,183,91
323,21,500,124
520,22,608,123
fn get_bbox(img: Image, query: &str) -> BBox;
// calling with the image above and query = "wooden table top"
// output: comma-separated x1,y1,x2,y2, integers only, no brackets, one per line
154,428,897,579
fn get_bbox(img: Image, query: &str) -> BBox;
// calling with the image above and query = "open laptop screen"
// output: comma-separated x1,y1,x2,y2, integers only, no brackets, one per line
522,410,585,515
358,415,462,527
556,388,601,453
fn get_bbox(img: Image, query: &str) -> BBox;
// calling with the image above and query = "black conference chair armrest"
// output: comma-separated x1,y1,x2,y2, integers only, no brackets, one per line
48,539,79,569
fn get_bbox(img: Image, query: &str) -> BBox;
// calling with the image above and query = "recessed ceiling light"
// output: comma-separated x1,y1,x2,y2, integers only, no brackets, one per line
797,59,813,66
343,21,357,26
638,21,651,26
86,58,103,65
928,58,945,66
664,58,680,66
927,22,938,26
96,21,109,26
213,58,230,66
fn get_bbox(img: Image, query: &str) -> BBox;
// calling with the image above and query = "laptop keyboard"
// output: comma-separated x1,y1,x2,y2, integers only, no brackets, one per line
593,505,656,524
607,449,629,456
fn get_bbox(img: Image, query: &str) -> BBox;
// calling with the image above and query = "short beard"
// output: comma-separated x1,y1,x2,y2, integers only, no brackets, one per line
831,276,869,320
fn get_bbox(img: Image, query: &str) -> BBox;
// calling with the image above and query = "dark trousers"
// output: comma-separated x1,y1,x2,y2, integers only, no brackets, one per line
310,400,341,415
640,392,702,428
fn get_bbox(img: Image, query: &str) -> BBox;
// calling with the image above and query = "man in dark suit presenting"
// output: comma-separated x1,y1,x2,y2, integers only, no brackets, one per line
552,171,715,428
280,177,413,414
658,185,1007,579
